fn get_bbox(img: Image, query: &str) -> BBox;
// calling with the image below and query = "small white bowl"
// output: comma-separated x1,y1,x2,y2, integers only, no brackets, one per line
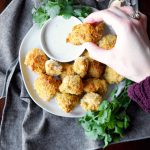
41,16,85,62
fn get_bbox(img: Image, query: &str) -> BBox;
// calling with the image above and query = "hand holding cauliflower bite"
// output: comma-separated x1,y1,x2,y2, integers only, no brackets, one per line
25,22,125,113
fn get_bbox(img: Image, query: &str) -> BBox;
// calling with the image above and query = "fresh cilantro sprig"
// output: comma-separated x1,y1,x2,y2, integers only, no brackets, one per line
79,79,133,147
32,0,92,27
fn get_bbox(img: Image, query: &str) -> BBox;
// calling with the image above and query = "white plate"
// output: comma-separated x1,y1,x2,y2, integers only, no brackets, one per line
19,24,86,118
19,7,120,118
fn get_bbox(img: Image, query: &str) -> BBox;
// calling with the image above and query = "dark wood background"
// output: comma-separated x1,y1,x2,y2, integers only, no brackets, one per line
0,0,150,149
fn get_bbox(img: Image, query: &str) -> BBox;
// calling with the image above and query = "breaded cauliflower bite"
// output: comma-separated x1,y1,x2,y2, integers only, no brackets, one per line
88,59,105,78
59,75,83,95
24,48,47,73
60,63,75,79
45,60,62,76
97,79,108,96
34,74,61,101
80,92,102,111
95,22,105,34
104,66,124,84
73,56,89,78
66,23,104,45
83,78,107,96
99,34,117,50
56,93,79,113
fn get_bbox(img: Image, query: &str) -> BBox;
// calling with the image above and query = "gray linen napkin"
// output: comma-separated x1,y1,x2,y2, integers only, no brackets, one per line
0,0,150,150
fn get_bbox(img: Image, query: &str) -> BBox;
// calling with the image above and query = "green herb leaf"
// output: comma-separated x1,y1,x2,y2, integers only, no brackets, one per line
47,5,60,18
32,0,92,27
117,121,124,128
98,100,109,111
32,7,49,27
124,115,130,128
104,134,112,147
85,130,98,140
79,79,133,148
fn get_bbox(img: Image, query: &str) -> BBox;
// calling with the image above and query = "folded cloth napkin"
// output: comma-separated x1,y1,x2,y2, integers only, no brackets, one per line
0,0,150,150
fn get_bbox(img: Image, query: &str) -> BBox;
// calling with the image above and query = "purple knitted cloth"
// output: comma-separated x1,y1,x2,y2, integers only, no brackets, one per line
128,76,150,113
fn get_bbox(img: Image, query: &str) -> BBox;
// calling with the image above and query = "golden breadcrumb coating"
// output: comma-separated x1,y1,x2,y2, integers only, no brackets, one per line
45,60,63,76
99,34,123,84
60,63,75,79
99,34,117,50
66,23,104,45
83,78,107,96
24,48,47,73
95,22,105,34
56,93,80,113
97,79,108,96
88,59,105,78
34,74,61,101
104,66,124,84
80,92,102,111
59,75,83,95
73,56,89,78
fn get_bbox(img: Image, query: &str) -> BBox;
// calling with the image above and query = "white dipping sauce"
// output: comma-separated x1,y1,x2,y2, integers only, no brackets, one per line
41,16,85,62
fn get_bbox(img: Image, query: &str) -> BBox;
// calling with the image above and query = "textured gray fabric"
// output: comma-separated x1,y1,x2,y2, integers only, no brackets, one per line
0,0,150,150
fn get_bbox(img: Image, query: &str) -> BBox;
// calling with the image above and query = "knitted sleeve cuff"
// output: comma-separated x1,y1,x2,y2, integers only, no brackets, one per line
128,76,150,113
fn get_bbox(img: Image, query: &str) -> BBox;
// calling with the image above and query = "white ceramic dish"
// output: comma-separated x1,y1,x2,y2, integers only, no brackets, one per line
41,16,85,62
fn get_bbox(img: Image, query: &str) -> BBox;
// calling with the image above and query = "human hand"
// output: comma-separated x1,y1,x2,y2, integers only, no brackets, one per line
83,6,150,82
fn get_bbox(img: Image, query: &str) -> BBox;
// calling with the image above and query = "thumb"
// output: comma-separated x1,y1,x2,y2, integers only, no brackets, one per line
83,42,113,65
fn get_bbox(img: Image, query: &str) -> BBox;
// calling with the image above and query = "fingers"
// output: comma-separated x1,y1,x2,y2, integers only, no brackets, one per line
84,9,123,34
109,6,129,19
119,6,135,15
120,6,147,30
85,6,147,32
83,42,113,65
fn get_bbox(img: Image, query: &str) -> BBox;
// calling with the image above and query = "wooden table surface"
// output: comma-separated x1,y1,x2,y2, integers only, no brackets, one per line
0,0,150,150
